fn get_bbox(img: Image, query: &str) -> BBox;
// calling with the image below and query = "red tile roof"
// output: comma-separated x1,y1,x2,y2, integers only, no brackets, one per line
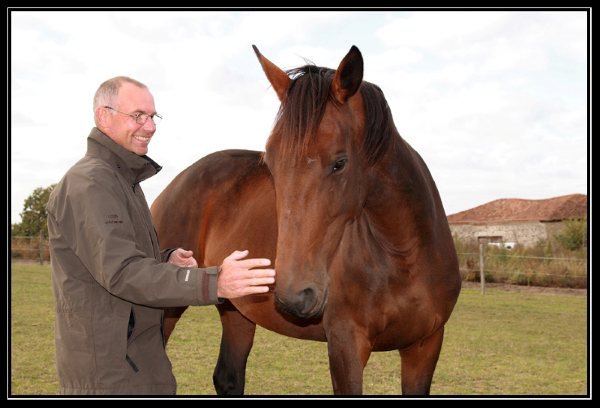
447,194,587,224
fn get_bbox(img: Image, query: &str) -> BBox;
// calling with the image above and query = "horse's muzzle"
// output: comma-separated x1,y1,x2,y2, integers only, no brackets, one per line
274,285,328,319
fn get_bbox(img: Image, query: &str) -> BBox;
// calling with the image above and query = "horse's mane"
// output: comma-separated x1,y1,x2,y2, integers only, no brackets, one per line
267,64,396,165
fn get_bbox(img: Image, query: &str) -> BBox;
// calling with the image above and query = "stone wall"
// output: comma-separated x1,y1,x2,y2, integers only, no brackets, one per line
449,221,564,247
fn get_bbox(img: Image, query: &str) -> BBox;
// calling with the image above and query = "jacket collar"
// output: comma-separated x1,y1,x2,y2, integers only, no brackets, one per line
86,127,162,185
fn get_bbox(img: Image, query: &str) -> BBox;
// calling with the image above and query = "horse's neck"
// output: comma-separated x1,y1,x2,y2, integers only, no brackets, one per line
361,138,437,263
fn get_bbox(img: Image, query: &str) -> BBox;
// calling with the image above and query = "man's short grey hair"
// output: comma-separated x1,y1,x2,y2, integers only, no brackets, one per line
93,76,148,124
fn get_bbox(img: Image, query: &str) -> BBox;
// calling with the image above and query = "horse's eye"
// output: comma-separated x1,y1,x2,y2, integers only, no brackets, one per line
332,158,347,173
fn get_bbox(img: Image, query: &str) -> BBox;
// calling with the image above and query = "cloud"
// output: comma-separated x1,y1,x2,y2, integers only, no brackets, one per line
10,10,588,224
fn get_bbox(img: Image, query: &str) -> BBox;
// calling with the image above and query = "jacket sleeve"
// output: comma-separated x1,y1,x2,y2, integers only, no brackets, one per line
51,171,220,307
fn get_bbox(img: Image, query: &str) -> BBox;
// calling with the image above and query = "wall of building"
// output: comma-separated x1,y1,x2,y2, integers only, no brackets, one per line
449,221,554,247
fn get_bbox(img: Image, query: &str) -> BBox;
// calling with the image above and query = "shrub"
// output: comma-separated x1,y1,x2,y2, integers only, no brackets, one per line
555,218,587,251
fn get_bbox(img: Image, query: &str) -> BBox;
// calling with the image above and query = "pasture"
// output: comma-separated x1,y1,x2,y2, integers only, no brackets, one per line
10,262,588,396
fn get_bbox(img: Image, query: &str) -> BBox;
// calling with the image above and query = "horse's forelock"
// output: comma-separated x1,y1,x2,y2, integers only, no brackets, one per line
267,65,394,165
267,65,333,161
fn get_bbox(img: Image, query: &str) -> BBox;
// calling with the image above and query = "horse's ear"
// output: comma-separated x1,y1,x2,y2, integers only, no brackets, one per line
253,45,291,102
331,45,364,104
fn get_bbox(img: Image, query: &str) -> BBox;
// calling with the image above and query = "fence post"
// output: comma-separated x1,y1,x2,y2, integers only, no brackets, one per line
479,242,485,294
39,231,44,265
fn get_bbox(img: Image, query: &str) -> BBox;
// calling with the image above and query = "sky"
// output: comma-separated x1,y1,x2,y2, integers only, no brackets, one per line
10,9,589,225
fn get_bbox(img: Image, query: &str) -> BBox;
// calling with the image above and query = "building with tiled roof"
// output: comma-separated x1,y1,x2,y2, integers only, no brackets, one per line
448,194,587,247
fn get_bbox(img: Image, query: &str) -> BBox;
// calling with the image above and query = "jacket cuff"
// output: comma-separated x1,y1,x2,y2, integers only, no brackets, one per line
160,248,177,263
197,266,222,305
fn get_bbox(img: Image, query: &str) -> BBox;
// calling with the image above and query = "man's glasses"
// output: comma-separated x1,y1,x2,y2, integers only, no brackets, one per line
104,106,162,125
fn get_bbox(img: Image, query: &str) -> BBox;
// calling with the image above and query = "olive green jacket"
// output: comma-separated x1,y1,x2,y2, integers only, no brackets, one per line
47,128,220,395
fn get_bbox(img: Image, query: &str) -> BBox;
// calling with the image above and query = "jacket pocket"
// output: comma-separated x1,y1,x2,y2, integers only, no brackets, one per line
127,309,136,340
125,354,139,372
125,309,139,372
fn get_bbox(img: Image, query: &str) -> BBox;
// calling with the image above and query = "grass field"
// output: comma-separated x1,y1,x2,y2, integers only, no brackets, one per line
10,262,588,396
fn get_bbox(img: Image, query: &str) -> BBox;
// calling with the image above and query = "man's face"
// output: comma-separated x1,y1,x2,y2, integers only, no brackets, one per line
104,82,157,156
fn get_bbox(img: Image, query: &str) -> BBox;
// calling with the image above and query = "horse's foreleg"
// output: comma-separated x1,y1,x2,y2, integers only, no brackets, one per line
326,327,372,395
399,326,445,395
213,301,256,395
163,306,188,344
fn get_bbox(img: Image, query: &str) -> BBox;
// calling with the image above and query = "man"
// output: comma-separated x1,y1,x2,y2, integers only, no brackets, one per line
46,76,275,395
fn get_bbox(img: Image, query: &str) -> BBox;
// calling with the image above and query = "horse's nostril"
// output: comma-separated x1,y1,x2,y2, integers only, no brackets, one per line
275,285,320,318
301,287,316,312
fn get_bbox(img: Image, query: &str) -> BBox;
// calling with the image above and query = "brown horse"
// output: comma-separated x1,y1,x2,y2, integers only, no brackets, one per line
151,45,461,395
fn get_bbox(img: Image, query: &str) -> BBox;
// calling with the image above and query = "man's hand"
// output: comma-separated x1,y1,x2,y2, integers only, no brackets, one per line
167,248,199,268
217,250,276,299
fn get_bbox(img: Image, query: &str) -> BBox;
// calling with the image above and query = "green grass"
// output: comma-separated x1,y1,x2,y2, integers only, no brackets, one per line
10,263,57,395
10,262,588,396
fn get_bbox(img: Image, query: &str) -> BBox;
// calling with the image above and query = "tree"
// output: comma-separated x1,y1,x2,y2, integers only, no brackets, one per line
12,184,56,238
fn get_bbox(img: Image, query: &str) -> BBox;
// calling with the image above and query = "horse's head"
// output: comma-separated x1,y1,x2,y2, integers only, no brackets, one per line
254,45,374,319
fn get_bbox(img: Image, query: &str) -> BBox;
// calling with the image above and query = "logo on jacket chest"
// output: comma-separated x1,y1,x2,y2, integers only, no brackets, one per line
105,214,123,224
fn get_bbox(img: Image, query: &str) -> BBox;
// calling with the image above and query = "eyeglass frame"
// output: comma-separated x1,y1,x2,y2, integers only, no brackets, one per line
103,106,163,125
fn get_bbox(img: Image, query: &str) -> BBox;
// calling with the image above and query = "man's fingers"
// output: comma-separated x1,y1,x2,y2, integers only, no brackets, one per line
243,268,276,278
243,285,271,295
224,250,271,269
234,258,271,269
248,276,276,286
227,250,249,261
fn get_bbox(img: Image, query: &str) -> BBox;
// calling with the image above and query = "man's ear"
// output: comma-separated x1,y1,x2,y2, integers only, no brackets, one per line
96,106,110,128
